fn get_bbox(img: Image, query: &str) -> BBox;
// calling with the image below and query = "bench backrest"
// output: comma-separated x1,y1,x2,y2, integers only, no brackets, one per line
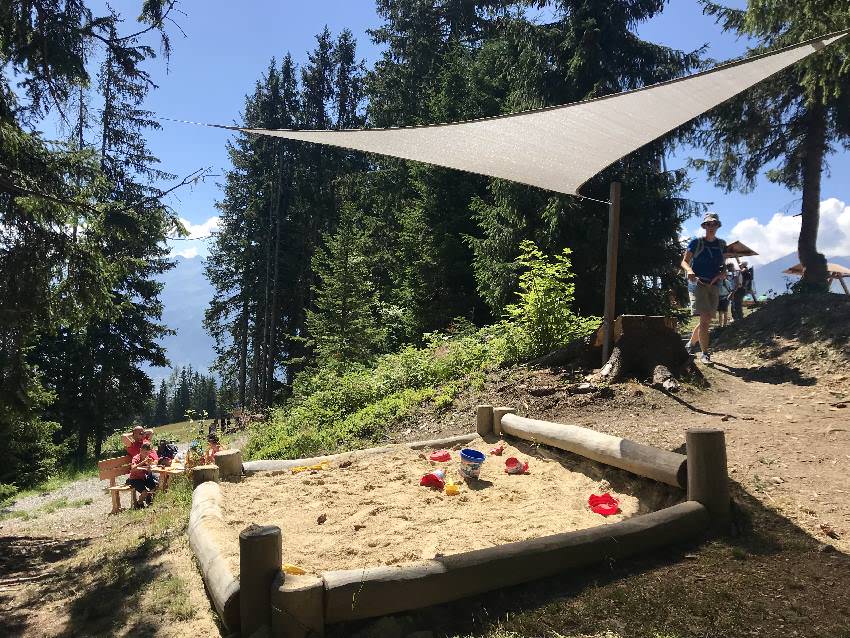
99,455,132,481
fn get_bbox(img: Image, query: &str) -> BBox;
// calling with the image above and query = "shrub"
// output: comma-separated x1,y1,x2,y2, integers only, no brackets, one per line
246,241,598,461
502,240,600,362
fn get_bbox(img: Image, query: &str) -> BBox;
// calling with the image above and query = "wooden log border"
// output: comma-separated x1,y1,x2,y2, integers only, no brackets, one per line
193,421,727,635
322,501,708,623
500,412,688,488
242,432,478,476
188,481,240,632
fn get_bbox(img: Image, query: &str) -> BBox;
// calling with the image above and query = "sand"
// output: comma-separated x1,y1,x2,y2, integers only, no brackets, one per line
214,437,677,575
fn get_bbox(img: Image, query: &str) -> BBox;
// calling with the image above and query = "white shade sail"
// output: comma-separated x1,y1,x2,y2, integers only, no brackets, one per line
225,31,847,196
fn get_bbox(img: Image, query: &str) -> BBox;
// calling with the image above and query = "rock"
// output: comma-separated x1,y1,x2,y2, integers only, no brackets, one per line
817,543,835,553
317,513,327,525
769,476,784,485
572,382,597,394
820,523,840,539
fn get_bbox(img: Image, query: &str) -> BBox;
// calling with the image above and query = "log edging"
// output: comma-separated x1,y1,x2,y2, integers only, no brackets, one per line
242,433,478,476
321,501,709,622
500,412,687,488
188,481,240,631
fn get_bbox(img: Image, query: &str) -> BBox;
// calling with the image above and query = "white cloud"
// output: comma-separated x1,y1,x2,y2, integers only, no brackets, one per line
167,215,218,259
174,246,199,259
179,216,219,239
728,198,850,265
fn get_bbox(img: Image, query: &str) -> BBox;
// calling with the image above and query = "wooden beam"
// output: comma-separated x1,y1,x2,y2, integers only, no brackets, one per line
602,181,622,365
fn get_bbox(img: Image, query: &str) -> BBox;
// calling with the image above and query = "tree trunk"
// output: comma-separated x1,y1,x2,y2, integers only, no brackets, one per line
798,91,829,288
237,297,249,407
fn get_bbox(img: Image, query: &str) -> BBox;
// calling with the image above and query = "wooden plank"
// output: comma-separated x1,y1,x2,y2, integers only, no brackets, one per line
98,455,131,480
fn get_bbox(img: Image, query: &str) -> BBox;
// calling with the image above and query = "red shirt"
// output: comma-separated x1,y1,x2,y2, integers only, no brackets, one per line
126,440,143,457
129,450,158,479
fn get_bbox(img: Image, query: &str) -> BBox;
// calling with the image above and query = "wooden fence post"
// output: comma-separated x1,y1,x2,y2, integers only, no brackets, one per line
240,524,282,637
476,405,494,436
602,181,622,366
191,464,219,489
686,428,731,531
492,407,516,437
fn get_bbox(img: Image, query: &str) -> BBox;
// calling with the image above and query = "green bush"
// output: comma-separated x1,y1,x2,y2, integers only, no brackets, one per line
246,241,598,461
502,240,600,362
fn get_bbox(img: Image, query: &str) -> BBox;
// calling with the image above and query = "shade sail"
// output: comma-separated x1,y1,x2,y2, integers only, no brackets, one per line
724,240,759,258
226,31,847,196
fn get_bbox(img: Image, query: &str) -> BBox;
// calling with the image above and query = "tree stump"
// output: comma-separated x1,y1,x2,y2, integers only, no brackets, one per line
594,315,700,389
191,464,220,489
214,449,243,482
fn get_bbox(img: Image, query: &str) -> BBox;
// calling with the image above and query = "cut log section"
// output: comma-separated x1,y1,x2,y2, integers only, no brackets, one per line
595,315,700,388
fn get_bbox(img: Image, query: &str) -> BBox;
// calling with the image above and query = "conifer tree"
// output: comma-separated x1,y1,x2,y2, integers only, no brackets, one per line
694,1,850,288
307,205,386,364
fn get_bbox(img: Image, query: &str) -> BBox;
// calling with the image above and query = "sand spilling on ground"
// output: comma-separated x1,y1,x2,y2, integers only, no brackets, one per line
214,437,677,574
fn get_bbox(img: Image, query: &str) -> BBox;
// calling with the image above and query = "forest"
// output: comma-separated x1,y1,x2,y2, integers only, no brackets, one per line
2,1,847,490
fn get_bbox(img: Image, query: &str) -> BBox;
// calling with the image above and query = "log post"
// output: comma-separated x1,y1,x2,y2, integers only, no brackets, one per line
492,407,515,437
602,181,622,366
215,449,243,482
686,429,731,531
476,405,494,436
191,464,220,489
240,524,282,637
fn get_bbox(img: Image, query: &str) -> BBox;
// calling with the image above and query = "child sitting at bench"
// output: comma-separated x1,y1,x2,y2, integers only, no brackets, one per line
204,434,222,464
128,442,159,507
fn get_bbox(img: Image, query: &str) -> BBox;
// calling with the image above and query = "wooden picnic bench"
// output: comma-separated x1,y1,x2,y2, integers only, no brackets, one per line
98,455,137,514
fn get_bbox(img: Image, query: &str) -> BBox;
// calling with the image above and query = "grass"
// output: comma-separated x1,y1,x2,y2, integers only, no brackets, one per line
20,476,202,633
145,575,195,621
1,462,98,507
0,496,93,521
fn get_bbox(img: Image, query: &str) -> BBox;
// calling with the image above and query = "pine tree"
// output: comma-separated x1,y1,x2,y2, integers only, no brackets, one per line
307,205,386,364
694,1,850,288
1,1,179,475
153,380,169,426
465,1,702,317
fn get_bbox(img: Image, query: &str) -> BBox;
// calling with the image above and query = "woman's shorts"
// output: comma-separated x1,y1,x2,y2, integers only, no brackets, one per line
127,475,158,492
689,283,719,316
717,297,730,312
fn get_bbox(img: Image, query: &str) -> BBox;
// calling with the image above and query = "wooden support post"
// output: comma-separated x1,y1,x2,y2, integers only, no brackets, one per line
492,407,515,437
602,181,622,366
839,276,849,295
686,428,731,531
240,524,282,638
476,405,494,436
191,464,220,489
214,449,243,482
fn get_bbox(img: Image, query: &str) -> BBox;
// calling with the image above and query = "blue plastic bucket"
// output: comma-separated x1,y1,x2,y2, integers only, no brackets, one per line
459,448,486,480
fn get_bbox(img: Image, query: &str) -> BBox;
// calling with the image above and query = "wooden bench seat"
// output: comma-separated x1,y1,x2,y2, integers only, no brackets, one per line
99,455,135,514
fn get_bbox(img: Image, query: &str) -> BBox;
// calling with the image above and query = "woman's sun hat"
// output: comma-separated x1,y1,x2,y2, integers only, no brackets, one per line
701,212,722,228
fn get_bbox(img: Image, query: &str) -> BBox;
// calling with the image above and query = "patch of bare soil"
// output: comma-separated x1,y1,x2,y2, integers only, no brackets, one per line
214,437,679,575
713,292,850,378
0,478,222,638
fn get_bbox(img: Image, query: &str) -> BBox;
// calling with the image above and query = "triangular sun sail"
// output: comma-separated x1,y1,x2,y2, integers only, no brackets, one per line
197,31,848,197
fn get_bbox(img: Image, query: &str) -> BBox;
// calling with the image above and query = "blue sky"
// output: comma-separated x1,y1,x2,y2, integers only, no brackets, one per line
38,1,850,266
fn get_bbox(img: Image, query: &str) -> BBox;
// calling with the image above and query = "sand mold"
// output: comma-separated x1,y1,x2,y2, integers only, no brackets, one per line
214,437,678,574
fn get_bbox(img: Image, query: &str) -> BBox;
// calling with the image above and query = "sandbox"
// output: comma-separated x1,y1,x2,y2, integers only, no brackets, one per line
213,436,677,577
190,408,730,638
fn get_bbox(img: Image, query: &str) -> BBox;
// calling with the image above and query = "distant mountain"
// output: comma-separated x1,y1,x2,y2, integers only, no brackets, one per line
751,252,850,297
145,255,216,379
